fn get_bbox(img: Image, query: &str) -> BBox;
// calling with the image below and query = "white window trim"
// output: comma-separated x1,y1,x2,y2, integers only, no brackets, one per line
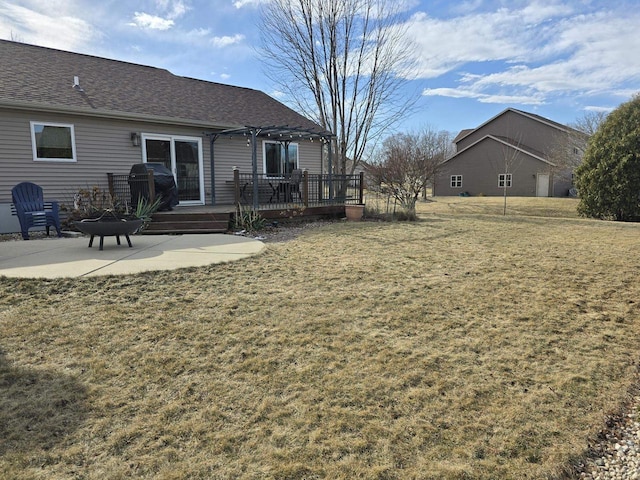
450,175,462,188
262,140,300,178
141,133,205,205
30,121,77,162
498,173,512,188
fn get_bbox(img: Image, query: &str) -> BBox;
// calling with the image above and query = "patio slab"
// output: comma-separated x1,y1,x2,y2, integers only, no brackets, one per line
0,234,265,278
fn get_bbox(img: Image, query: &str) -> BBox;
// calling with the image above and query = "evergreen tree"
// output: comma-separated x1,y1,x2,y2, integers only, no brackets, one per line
576,95,640,221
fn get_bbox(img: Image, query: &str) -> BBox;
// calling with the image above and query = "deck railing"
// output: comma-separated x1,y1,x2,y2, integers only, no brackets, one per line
107,172,156,212
105,169,364,212
232,169,364,210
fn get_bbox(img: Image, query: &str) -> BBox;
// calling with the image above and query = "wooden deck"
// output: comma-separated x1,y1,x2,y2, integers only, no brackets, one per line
143,204,347,234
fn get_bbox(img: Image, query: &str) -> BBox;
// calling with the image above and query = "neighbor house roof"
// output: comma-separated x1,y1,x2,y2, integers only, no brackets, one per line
453,108,581,145
0,39,329,134
453,129,474,144
441,134,556,167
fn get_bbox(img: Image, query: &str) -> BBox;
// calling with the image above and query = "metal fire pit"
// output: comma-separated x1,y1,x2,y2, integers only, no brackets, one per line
73,218,143,251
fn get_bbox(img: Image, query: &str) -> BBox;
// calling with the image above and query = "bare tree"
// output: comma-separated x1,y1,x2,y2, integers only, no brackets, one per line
259,0,417,175
422,129,454,198
572,110,608,136
545,112,602,187
9,30,24,43
367,128,450,219
488,135,524,216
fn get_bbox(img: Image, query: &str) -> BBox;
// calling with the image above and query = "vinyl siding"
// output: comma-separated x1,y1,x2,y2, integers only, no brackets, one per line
1,107,325,206
434,138,551,197
457,110,564,155
438,109,580,198
212,137,324,205
1,108,205,204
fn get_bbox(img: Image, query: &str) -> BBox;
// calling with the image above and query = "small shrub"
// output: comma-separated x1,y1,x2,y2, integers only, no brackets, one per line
134,196,162,231
394,208,417,221
62,186,161,231
364,194,417,221
234,204,266,232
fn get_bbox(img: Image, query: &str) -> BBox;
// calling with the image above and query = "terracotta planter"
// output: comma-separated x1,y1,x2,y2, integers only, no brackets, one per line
345,204,365,221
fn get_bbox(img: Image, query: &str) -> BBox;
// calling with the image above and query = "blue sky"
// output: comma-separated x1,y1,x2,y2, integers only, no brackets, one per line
1,0,638,135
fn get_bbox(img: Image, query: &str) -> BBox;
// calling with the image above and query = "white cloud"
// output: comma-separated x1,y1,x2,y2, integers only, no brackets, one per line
153,0,189,18
411,3,640,105
127,1,189,31
519,0,575,23
585,105,615,113
129,12,174,30
219,73,231,80
406,10,537,79
169,0,189,18
185,27,211,37
233,0,268,8
422,87,545,105
0,1,99,51
211,33,245,47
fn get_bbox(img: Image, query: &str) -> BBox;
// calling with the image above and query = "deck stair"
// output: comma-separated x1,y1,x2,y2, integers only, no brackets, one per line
143,210,232,234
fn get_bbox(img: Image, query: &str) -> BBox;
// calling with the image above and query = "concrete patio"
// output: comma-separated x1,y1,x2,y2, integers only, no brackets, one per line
0,233,265,278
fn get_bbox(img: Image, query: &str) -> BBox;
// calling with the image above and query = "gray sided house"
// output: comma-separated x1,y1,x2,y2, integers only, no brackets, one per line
433,108,586,197
0,40,336,233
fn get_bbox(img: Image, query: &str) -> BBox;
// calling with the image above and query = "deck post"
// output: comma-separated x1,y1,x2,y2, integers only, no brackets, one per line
107,173,115,199
358,171,364,204
302,170,309,207
147,170,156,203
233,167,240,209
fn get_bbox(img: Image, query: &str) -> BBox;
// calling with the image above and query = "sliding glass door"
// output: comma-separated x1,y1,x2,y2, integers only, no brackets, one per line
142,134,204,204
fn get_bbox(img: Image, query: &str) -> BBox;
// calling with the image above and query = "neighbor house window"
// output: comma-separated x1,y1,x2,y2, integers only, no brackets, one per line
450,175,462,188
30,121,77,162
263,141,298,177
498,173,512,188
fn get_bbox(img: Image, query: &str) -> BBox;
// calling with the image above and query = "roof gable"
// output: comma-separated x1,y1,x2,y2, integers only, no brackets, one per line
454,108,576,145
0,40,327,133
442,134,555,167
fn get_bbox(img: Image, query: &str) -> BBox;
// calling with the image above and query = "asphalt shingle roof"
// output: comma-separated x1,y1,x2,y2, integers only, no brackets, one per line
0,39,326,133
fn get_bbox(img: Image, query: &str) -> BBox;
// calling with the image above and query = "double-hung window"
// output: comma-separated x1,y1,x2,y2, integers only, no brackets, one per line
30,121,77,162
264,141,298,177
498,173,512,188
450,175,462,188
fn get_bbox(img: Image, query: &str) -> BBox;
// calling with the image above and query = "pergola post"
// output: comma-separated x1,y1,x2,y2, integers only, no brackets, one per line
327,137,334,200
212,126,335,209
251,129,259,210
282,139,291,176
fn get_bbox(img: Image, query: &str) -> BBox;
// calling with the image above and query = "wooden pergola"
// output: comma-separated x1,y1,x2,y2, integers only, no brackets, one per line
208,125,335,210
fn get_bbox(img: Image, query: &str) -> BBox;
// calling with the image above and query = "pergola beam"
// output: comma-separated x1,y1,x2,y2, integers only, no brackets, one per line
210,125,335,209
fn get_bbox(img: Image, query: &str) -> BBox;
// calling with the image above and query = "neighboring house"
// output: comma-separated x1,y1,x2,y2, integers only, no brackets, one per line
0,40,334,232
433,108,586,197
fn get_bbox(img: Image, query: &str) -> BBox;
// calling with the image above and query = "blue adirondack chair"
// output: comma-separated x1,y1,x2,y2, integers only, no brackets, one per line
11,182,62,240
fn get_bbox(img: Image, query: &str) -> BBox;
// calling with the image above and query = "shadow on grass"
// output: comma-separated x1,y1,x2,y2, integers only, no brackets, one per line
0,347,88,454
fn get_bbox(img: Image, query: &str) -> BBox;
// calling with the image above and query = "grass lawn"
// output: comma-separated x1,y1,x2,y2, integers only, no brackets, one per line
2,197,640,479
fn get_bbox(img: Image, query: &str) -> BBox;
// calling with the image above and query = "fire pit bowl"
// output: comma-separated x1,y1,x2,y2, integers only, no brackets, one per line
73,217,143,250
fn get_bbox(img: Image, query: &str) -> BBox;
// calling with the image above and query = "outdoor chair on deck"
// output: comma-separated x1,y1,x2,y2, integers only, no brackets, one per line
275,169,303,203
11,182,62,240
289,169,303,201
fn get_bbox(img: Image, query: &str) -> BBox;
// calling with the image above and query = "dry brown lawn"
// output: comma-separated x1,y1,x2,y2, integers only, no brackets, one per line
1,197,640,479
